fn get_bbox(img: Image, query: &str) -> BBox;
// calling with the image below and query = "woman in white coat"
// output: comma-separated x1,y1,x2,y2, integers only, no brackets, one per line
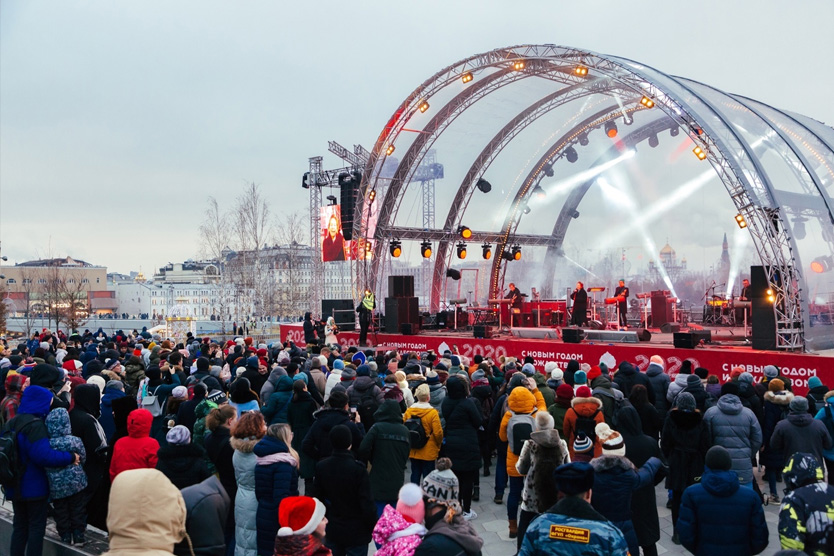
230,411,267,556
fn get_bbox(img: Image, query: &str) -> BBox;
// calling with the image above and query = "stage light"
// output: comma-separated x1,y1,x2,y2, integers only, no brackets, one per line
369,190,376,201
418,100,430,113
571,210,580,219
512,60,526,71
456,243,467,259
389,240,402,258
768,294,776,303
532,184,546,199
461,72,473,83
565,146,578,163
326,195,337,205
543,162,554,177
364,241,373,257
735,214,747,229
512,245,522,261
523,205,531,214
648,134,659,148
302,172,310,189
693,146,707,160
482,243,492,260
766,289,773,296
578,133,589,147
810,255,834,273
458,226,472,239
574,65,588,76
792,216,807,240
605,121,618,138
420,241,432,258
476,178,492,193
386,145,395,156
501,251,514,261
640,96,655,108
623,116,634,126
670,126,680,137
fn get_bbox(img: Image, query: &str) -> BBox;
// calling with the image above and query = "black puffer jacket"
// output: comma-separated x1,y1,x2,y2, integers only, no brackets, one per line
441,377,482,472
156,442,211,489
313,449,377,548
660,408,709,491
68,383,109,489
174,475,231,556
613,362,656,405
301,407,365,462
618,406,663,547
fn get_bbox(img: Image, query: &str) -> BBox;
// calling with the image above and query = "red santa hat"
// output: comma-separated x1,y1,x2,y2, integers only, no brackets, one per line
277,496,326,537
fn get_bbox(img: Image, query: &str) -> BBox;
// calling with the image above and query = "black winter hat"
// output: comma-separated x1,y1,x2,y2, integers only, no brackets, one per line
552,462,595,495
329,424,352,451
196,357,210,372
30,364,63,389
705,446,732,471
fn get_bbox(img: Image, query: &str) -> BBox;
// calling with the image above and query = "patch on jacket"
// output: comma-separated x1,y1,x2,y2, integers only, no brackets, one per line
549,524,590,543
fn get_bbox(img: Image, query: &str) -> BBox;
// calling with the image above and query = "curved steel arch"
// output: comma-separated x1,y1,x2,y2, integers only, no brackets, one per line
360,44,821,350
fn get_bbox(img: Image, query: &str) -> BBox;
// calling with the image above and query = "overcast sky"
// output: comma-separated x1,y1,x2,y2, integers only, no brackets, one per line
2,0,833,276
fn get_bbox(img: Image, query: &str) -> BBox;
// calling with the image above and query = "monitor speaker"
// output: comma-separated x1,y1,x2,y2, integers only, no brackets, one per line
473,325,492,339
562,328,585,343
636,328,652,342
660,323,681,333
673,332,697,349
388,275,415,298
400,323,415,335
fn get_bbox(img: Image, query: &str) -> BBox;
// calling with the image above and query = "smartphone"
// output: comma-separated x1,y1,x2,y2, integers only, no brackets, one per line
349,407,357,421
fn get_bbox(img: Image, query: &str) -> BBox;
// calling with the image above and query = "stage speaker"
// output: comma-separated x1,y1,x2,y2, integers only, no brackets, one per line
388,275,415,298
384,296,419,332
400,323,415,335
588,320,604,330
660,323,681,333
636,328,652,342
473,325,492,339
321,299,355,328
651,292,673,327
510,327,559,339
562,328,585,343
750,265,777,350
673,331,710,349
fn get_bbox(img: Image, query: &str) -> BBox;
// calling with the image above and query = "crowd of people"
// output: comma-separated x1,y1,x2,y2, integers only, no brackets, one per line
1,325,833,556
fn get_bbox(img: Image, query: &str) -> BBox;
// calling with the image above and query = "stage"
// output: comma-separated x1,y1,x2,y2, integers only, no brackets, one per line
279,323,832,395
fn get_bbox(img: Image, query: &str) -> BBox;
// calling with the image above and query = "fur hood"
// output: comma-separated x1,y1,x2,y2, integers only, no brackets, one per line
590,454,636,472
571,395,602,409
764,390,794,406
230,436,260,454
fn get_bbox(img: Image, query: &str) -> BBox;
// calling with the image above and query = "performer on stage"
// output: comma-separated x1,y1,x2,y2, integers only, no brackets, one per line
614,279,629,327
570,281,588,326
739,279,750,300
356,288,375,346
506,282,523,309
322,213,346,261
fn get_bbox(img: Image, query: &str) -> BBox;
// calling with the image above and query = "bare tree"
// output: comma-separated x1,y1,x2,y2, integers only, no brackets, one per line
39,265,63,331
17,267,38,338
57,271,89,333
0,284,7,336
199,197,234,332
231,182,274,322
274,211,310,319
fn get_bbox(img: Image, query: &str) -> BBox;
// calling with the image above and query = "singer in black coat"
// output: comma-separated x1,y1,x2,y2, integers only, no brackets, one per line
570,282,588,326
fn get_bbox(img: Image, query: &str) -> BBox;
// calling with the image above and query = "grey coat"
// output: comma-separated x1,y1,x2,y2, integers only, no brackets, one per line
703,395,762,485
666,373,689,405
231,436,260,556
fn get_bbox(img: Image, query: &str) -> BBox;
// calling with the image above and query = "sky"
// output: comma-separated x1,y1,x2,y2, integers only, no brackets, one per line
2,0,833,278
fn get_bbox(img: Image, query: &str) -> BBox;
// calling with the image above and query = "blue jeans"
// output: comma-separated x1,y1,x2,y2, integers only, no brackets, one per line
507,475,524,520
494,442,508,496
410,458,435,484
11,498,48,556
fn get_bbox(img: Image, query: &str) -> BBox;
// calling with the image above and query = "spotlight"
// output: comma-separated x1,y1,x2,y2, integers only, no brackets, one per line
693,146,707,160
735,214,747,229
578,133,589,147
501,251,514,261
640,96,655,108
543,162,554,177
532,184,546,199
605,120,618,138
482,243,492,260
623,116,634,126
523,205,531,215
574,65,588,76
571,210,580,219
461,71,473,83
326,195,337,205
565,146,578,163
458,226,472,239
512,60,526,71
648,134,659,148
389,240,402,258
420,241,432,258
768,293,776,303
386,144,395,156
670,126,680,137
476,178,492,193
302,172,310,189
512,245,522,260
369,190,376,201
792,216,807,240
418,100,430,113
810,255,834,273
456,243,467,259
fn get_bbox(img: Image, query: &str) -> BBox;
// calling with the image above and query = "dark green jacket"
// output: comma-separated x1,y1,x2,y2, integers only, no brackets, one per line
533,373,556,408
358,399,410,501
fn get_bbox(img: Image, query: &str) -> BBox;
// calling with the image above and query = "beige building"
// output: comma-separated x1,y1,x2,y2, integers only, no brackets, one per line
1,256,109,315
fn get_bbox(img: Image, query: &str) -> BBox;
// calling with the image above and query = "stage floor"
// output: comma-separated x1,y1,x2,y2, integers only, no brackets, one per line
279,323,832,395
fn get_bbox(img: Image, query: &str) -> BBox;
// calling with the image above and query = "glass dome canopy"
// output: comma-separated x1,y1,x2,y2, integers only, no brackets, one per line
358,45,834,352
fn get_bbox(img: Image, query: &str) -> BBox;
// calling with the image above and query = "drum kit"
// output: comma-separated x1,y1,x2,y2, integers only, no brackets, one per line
703,285,750,327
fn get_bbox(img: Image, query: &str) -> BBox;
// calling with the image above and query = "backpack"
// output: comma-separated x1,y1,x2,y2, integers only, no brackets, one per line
141,384,164,418
356,389,380,429
507,408,537,456
0,414,36,489
405,415,429,449
574,409,600,444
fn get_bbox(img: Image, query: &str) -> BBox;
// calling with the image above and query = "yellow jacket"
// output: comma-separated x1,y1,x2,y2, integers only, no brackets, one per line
499,387,541,477
403,402,444,461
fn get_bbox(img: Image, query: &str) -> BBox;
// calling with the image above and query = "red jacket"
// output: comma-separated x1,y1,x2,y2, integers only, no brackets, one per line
109,409,159,481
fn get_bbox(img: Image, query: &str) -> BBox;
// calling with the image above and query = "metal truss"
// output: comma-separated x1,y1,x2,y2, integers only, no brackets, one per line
356,44,820,350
